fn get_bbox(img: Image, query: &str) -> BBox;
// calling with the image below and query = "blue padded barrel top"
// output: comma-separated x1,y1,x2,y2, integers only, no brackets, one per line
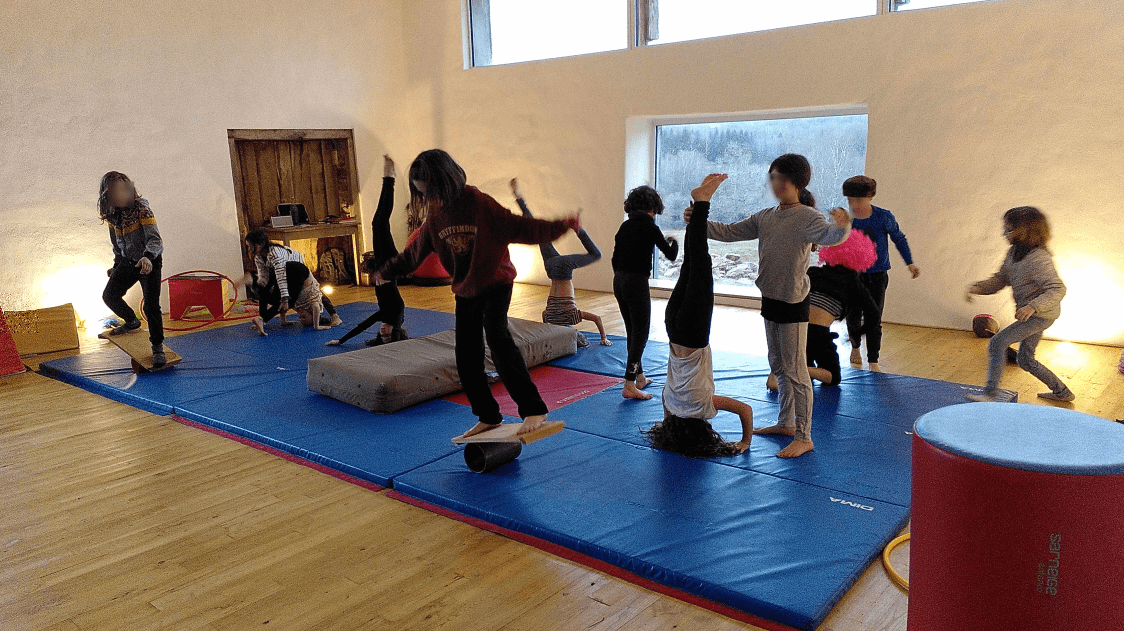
915,403,1124,475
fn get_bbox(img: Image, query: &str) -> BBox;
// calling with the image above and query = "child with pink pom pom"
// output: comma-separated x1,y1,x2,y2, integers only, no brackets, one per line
767,229,880,390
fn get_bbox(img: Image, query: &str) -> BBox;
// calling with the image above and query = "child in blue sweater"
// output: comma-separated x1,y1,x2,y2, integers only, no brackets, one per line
842,176,920,372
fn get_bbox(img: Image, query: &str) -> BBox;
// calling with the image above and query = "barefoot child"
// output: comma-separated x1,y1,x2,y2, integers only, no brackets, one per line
238,230,342,335
327,155,409,347
766,230,880,390
644,174,754,458
702,154,850,458
511,178,611,348
97,172,168,367
965,206,1072,403
374,150,579,439
612,186,679,400
842,176,920,372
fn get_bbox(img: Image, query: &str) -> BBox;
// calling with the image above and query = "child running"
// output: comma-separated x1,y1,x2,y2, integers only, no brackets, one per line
612,186,679,400
327,155,409,347
510,178,611,348
374,149,579,438
842,176,920,372
644,174,754,458
701,154,850,458
965,206,1073,403
97,171,168,367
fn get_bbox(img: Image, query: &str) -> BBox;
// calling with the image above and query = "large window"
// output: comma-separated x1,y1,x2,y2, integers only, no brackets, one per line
647,0,876,46
652,113,869,294
468,0,628,67
891,0,999,11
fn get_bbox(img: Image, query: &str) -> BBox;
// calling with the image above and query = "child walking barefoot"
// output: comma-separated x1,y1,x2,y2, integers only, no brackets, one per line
644,174,754,458
327,155,409,347
612,186,679,400
511,178,611,348
701,154,850,458
965,206,1073,403
842,176,920,372
97,172,167,367
374,150,579,439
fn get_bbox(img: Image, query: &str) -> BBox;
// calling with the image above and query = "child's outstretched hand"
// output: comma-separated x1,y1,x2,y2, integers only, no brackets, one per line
691,173,728,202
383,155,396,179
829,207,850,228
562,211,582,232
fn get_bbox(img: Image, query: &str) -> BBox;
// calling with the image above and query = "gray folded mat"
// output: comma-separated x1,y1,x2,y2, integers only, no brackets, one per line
307,317,579,413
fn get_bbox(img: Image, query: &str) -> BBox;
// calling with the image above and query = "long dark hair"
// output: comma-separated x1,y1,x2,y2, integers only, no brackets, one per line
769,154,816,208
97,171,142,221
1004,206,1051,261
408,149,467,214
642,416,740,458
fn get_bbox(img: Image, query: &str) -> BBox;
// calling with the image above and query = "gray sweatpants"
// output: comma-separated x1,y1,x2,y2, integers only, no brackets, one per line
985,316,1069,396
765,320,813,442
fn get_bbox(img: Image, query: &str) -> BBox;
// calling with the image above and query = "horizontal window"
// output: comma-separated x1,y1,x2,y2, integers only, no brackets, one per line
468,0,628,67
652,113,869,293
646,0,877,46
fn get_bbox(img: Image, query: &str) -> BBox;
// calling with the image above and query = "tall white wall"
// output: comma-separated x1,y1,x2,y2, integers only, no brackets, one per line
395,0,1124,345
0,0,410,330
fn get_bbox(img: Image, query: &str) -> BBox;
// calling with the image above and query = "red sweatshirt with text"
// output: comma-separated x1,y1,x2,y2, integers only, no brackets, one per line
378,186,570,298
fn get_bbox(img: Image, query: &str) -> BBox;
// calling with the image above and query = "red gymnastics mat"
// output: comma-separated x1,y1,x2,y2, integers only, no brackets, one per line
444,365,621,416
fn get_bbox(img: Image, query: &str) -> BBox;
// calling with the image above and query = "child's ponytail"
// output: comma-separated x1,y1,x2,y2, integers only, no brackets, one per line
798,188,816,208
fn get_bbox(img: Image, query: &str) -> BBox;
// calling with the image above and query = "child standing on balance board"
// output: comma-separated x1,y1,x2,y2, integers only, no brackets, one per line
700,154,850,458
842,176,920,372
374,150,580,439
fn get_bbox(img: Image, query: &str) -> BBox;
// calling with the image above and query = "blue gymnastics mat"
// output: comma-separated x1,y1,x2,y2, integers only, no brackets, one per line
550,332,773,379
392,429,911,631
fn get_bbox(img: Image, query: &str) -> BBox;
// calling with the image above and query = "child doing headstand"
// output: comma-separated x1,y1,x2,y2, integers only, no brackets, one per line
612,186,679,400
643,174,754,458
965,206,1073,402
701,154,850,458
374,150,579,438
510,178,611,348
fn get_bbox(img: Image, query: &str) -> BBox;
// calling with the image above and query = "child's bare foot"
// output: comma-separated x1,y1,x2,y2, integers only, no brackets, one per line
250,316,267,336
330,314,343,327
869,362,881,373
600,337,613,346
280,316,295,327
776,439,814,458
325,339,342,346
753,423,796,436
966,392,999,403
636,374,653,389
314,324,331,331
518,414,547,435
766,373,778,391
622,381,653,400
850,348,862,366
460,421,502,439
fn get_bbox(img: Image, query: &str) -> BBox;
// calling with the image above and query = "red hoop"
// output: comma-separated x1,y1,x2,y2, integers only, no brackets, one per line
139,270,258,332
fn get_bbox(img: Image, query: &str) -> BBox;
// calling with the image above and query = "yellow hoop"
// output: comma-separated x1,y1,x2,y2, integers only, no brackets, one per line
881,533,910,592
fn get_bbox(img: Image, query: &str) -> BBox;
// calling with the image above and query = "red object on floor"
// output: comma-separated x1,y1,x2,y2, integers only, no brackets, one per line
0,308,27,376
169,274,226,320
445,365,621,417
405,227,451,280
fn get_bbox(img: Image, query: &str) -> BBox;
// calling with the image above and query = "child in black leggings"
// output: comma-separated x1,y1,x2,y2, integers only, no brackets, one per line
327,156,409,347
644,174,754,458
612,186,679,400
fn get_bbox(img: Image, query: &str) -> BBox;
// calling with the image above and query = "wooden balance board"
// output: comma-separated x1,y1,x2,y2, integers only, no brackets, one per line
452,420,565,445
98,329,181,373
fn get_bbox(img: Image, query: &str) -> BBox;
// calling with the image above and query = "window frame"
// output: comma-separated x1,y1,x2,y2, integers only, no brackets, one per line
639,104,870,300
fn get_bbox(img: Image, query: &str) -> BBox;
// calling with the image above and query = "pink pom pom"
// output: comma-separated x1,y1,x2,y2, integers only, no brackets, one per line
818,229,878,272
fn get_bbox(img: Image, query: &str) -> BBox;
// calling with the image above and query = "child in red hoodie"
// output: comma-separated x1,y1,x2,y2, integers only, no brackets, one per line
376,150,579,439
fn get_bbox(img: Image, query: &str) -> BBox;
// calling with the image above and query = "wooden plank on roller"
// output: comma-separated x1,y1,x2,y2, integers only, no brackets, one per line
452,420,565,445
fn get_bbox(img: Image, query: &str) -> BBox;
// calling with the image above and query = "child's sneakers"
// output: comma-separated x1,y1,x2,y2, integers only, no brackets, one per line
1037,389,1076,403
151,344,167,369
100,318,141,338
966,391,1000,403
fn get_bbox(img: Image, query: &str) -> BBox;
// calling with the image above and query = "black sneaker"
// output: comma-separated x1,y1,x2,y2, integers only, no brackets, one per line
101,319,141,338
151,345,167,368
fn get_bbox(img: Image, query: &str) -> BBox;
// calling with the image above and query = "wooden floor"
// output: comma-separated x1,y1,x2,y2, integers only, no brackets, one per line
4,283,1121,631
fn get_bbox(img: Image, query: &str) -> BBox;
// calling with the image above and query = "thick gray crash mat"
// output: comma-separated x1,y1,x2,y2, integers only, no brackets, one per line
307,317,578,413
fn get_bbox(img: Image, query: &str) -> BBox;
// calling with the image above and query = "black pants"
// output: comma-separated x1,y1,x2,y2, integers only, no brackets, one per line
455,283,548,424
665,203,712,349
846,271,889,363
335,281,404,344
613,271,651,381
807,323,842,386
260,261,336,324
103,256,164,347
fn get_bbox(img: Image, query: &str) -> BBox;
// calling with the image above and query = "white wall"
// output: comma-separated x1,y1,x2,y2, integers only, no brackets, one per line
4,0,1122,345
394,0,1124,345
0,0,409,331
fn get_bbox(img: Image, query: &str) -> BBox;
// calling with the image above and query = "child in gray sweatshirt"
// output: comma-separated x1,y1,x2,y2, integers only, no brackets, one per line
700,154,850,458
966,206,1072,402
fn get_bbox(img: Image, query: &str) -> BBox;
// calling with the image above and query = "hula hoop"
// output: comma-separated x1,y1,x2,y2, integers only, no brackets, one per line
881,533,910,592
139,270,258,332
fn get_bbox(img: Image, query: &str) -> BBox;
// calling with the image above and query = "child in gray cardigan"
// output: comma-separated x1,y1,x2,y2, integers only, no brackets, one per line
966,206,1073,402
